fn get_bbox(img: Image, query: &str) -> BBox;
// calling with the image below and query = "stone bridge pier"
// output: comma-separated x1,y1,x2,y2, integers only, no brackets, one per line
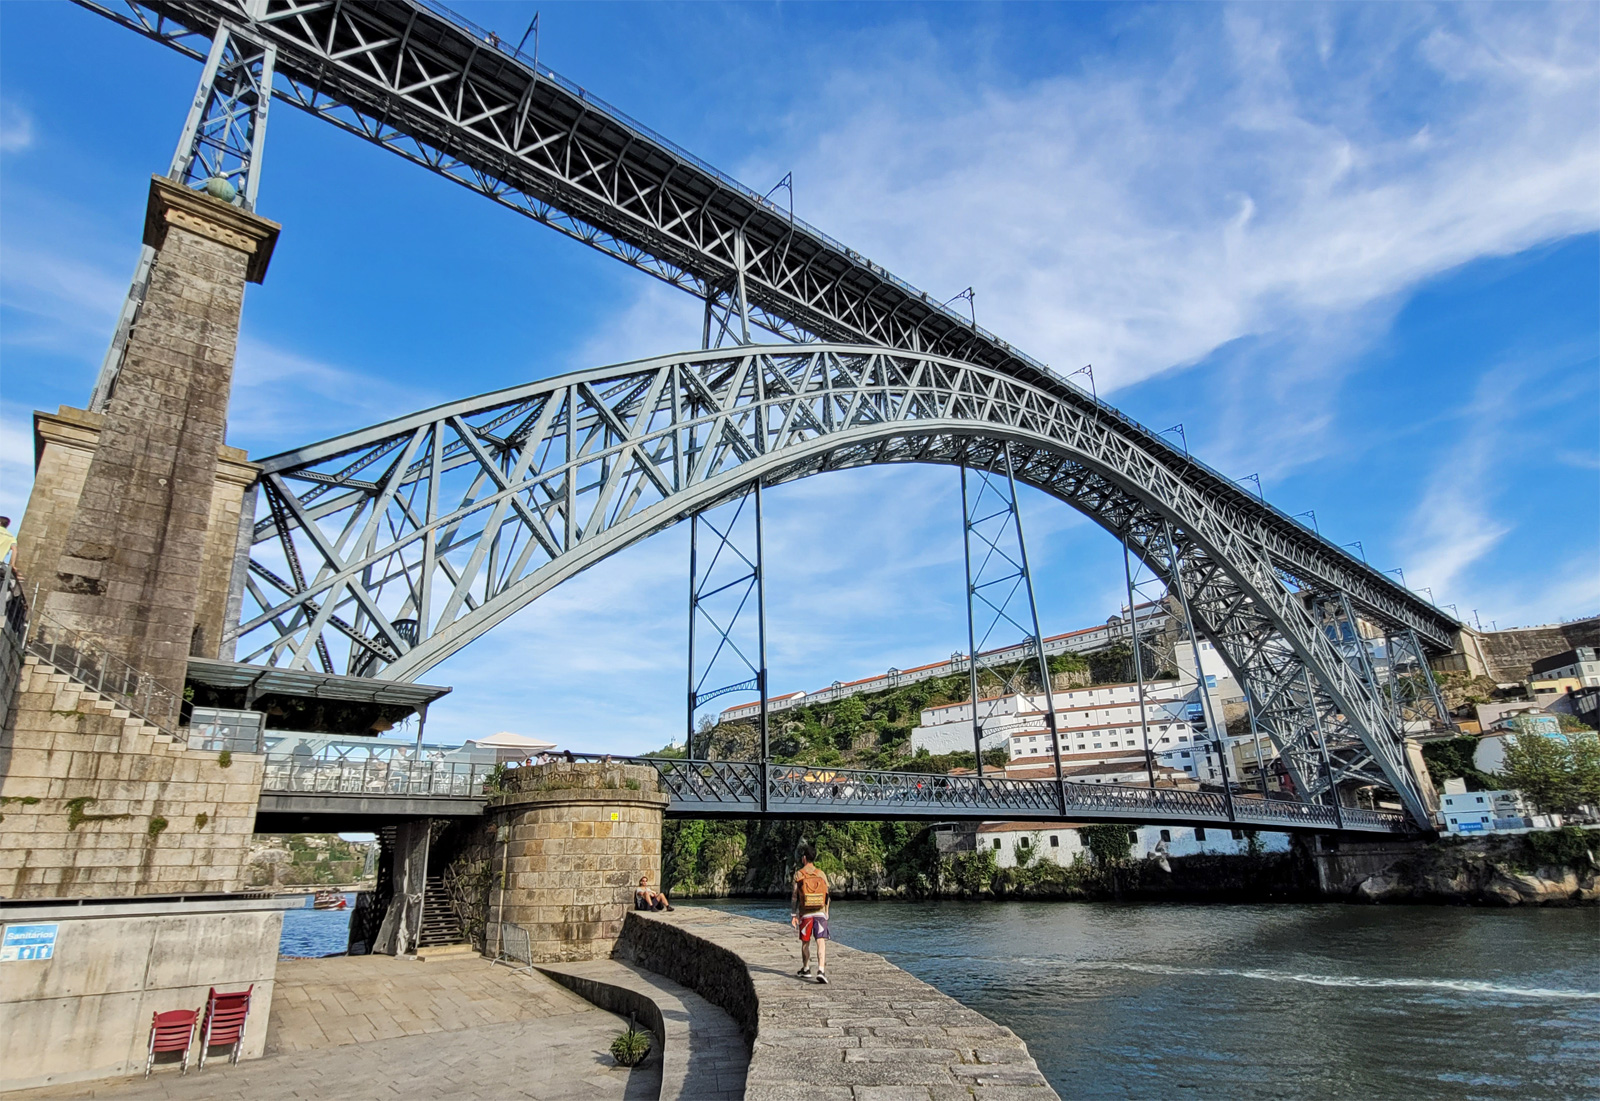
488,761,669,962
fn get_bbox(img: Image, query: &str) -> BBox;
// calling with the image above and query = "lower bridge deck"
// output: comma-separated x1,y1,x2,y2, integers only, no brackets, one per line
254,755,1414,835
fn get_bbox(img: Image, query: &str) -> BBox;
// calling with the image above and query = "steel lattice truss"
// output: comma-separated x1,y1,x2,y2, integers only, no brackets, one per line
77,0,1458,653
503,757,1410,834
243,345,1436,823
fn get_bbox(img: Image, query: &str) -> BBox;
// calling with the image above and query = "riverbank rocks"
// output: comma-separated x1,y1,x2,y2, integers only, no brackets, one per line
1323,833,1599,906
617,907,1059,1100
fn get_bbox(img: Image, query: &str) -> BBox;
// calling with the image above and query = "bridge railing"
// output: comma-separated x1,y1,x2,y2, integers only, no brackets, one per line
1331,805,1412,831
24,601,182,735
585,755,1411,833
261,756,496,799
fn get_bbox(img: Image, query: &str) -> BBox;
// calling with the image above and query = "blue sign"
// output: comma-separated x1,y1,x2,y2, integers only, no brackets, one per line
1,923,58,962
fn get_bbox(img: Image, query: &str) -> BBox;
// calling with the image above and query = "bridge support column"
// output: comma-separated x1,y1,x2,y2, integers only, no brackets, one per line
35,177,278,713
489,762,667,963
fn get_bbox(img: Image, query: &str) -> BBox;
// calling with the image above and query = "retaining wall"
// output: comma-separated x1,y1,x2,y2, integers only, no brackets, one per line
0,893,297,1091
617,907,1058,1100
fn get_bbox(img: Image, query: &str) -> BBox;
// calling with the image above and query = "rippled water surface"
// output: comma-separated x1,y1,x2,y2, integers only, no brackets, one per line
692,898,1599,1100
278,893,355,958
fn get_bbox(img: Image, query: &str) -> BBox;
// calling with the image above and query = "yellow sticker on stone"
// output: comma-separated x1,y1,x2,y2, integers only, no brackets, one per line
610,812,619,821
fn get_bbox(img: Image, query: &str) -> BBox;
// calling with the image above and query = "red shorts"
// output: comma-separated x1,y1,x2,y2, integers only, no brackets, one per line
797,914,829,942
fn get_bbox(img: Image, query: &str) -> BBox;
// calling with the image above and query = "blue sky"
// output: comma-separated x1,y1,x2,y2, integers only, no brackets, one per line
2,2,1596,752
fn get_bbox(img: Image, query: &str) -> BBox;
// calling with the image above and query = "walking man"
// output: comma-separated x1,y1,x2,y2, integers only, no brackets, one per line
790,842,830,983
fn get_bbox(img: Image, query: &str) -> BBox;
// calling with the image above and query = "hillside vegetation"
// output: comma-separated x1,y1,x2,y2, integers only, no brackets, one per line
657,641,1171,897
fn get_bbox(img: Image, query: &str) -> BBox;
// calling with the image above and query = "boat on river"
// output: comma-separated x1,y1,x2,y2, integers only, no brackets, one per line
312,889,348,910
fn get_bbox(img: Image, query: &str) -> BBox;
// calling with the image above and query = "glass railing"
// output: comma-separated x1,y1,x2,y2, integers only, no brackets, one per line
260,756,497,798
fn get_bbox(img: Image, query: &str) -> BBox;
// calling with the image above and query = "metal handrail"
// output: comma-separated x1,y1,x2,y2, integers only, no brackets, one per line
0,558,27,733
23,601,183,735
553,753,1408,833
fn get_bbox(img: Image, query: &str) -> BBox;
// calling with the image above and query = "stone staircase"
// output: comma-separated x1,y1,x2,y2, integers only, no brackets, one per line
19,655,181,750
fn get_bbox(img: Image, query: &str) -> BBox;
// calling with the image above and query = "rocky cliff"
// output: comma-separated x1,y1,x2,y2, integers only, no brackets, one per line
1313,830,1598,906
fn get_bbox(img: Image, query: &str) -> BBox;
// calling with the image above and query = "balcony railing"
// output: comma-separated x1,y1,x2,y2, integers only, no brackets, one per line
261,756,497,799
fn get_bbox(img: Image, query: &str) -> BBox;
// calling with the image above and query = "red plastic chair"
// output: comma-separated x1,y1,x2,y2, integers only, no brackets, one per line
146,1008,198,1077
198,985,253,1068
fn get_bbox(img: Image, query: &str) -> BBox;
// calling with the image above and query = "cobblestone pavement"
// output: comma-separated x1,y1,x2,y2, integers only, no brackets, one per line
636,908,1060,1101
13,952,657,1101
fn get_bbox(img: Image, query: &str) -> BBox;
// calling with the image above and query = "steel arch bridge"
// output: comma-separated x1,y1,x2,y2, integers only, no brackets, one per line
70,0,1461,833
239,344,1441,826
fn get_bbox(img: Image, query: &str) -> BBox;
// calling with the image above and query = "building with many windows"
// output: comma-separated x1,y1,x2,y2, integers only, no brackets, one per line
1529,647,1600,689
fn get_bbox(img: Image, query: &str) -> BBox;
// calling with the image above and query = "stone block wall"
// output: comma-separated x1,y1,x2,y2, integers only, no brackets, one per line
39,177,276,706
15,406,259,664
1471,617,1600,683
491,762,668,962
0,656,263,899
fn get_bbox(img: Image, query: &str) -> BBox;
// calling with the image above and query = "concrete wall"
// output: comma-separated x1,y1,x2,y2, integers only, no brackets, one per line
0,894,296,1091
0,657,263,899
491,762,667,962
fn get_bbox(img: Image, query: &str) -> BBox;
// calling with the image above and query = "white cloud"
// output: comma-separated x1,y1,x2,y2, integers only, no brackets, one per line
0,101,34,154
742,3,1598,398
228,337,443,456
0,247,125,357
565,282,703,371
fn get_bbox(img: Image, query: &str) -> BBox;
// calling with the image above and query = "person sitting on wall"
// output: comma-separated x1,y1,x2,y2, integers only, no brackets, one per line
635,874,674,911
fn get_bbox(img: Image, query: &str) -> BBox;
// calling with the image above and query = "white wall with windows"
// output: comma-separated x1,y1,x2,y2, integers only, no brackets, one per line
975,823,1088,868
1134,824,1291,857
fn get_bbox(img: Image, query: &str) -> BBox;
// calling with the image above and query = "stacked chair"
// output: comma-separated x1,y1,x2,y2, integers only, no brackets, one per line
143,985,254,1077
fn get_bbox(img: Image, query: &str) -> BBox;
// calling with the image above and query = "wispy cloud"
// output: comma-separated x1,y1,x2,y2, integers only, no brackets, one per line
743,4,1598,399
0,413,34,526
229,337,443,457
0,101,34,154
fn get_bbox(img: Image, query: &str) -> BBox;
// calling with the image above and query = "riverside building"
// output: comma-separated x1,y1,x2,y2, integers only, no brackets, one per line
912,679,1226,783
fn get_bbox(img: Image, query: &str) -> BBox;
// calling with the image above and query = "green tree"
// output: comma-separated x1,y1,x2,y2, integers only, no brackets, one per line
1421,736,1498,792
1500,730,1574,814
1078,824,1134,867
950,846,998,896
1567,732,1600,810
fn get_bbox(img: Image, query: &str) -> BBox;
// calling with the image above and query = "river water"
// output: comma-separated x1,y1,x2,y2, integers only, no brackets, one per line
691,898,1599,1101
278,893,356,958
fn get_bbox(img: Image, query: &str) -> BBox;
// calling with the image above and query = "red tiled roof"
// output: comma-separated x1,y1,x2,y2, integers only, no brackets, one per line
976,821,1087,833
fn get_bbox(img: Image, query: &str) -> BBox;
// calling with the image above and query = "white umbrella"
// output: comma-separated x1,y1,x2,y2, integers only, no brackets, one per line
466,731,557,751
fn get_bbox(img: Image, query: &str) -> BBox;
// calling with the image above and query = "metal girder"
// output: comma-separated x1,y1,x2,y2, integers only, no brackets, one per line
74,0,1459,651
959,449,1062,800
89,17,275,412
687,488,769,773
239,343,1435,826
520,755,1411,833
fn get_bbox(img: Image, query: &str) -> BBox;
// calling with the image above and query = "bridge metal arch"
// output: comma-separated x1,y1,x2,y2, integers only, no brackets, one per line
238,344,1431,823
87,0,1457,656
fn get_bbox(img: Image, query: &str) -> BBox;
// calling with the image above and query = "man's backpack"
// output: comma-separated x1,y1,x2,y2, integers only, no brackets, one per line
798,866,828,913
